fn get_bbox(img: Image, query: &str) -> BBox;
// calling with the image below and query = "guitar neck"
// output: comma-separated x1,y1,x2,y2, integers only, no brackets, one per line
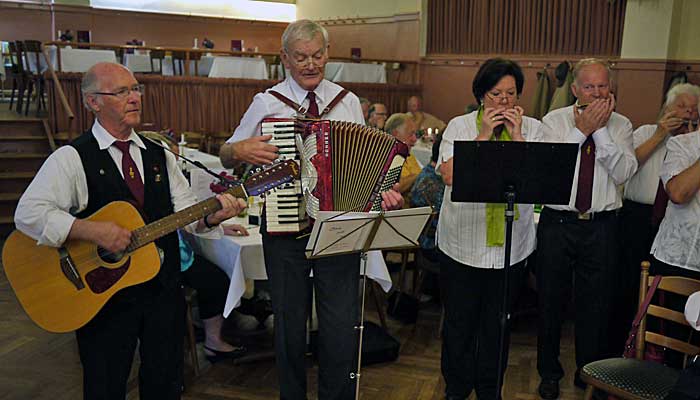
126,185,246,252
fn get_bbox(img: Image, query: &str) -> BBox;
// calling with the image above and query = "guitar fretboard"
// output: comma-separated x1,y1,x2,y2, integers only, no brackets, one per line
126,185,246,252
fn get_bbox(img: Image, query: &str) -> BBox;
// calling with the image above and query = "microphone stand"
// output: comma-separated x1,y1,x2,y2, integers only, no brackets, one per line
140,135,237,187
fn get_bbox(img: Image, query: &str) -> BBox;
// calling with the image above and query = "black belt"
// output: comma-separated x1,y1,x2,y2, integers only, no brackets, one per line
542,207,618,222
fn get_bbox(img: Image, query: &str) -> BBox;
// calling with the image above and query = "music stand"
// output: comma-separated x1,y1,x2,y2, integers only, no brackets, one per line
451,140,578,399
305,207,432,400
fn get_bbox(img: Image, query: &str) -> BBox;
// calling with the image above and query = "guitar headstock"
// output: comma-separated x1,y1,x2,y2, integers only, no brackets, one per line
243,159,299,196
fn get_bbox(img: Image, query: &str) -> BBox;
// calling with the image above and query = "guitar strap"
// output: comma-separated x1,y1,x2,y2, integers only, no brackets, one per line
268,89,349,118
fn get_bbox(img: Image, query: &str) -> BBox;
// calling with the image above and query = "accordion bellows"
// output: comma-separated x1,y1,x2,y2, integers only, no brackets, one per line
302,120,408,219
261,118,408,233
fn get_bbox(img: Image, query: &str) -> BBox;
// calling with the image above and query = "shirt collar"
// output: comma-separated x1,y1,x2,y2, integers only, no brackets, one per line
91,119,146,150
287,77,327,106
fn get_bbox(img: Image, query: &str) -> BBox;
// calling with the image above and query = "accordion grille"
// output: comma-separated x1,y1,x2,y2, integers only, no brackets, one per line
330,121,396,212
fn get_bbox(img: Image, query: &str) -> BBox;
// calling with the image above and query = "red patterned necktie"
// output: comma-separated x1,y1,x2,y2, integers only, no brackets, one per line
306,91,319,118
575,136,596,213
650,179,669,226
113,140,145,208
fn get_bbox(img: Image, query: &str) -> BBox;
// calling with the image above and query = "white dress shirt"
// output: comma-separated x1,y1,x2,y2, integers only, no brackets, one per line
624,124,669,205
651,131,700,272
14,120,220,247
435,111,542,268
227,77,364,144
539,105,637,212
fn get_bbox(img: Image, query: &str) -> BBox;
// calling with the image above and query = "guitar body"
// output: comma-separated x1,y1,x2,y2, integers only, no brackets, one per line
2,201,160,333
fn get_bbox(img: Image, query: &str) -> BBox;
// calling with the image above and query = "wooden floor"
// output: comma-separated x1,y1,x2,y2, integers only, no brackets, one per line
0,261,585,399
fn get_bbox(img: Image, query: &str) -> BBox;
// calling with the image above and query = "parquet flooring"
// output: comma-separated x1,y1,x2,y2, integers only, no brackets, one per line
0,254,586,399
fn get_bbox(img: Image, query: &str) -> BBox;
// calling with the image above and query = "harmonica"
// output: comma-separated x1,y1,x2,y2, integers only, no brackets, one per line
575,102,589,110
683,119,700,129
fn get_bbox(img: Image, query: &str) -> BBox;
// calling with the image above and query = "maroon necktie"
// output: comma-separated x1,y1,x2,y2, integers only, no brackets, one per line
306,91,319,118
575,136,596,213
113,140,145,208
650,179,669,226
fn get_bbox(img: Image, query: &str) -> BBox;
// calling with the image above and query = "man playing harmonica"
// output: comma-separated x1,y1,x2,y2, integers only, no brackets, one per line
219,19,402,400
535,58,637,400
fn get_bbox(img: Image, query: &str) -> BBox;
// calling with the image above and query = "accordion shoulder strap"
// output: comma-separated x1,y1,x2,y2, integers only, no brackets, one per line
268,89,350,118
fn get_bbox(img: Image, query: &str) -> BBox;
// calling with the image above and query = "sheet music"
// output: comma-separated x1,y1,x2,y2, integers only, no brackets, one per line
305,207,432,258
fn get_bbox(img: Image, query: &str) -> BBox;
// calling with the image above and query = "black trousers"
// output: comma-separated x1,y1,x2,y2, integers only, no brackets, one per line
75,282,184,400
261,229,360,400
536,208,618,381
440,251,526,400
182,256,230,320
611,200,659,354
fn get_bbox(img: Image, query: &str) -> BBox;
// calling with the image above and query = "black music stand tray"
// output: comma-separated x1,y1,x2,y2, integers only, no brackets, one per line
451,140,578,399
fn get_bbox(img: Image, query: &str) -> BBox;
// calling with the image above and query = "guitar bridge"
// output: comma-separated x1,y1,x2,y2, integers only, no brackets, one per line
59,247,85,290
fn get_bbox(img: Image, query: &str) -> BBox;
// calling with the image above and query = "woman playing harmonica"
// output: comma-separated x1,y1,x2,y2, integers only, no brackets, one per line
436,58,542,400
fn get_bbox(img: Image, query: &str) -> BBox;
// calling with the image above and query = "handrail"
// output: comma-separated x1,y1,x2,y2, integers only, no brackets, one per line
41,44,75,123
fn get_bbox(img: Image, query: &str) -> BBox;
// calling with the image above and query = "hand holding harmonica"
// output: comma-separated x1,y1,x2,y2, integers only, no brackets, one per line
574,94,615,136
502,105,525,141
657,110,685,136
477,106,507,140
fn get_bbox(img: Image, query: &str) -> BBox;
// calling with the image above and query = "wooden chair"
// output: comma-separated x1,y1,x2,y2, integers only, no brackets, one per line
205,131,234,155
149,49,165,74
21,40,46,116
171,51,201,76
7,41,28,113
182,131,206,150
580,261,700,400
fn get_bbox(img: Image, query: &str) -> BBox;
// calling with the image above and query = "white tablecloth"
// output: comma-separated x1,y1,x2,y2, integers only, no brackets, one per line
324,62,387,83
123,53,154,73
161,55,215,76
181,147,225,171
26,46,117,73
186,224,392,317
411,143,432,169
208,56,269,79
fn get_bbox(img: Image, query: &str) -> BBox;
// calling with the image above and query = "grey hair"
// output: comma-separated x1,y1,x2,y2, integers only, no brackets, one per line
281,19,329,53
663,83,700,111
384,113,411,135
81,66,102,111
572,58,611,84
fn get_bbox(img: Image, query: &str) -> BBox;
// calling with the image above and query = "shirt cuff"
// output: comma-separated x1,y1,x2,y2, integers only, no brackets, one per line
592,126,613,147
38,213,77,247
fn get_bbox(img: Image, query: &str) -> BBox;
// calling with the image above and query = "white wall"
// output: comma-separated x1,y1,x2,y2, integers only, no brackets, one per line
620,0,676,59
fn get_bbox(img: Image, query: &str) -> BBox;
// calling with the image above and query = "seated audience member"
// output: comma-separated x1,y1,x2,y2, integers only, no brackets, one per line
407,95,446,133
410,133,444,260
385,113,420,203
437,58,541,400
368,103,388,130
614,83,700,350
360,97,371,122
179,228,248,363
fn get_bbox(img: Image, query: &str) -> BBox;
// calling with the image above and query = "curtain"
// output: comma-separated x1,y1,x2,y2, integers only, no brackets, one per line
427,0,626,56
47,73,421,139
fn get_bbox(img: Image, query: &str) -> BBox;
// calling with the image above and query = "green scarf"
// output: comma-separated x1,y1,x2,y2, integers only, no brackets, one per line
475,107,520,247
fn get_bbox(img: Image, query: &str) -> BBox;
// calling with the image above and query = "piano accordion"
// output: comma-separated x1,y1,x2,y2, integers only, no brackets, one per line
261,118,409,234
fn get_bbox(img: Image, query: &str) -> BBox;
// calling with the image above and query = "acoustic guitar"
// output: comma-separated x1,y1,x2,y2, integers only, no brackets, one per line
2,160,298,333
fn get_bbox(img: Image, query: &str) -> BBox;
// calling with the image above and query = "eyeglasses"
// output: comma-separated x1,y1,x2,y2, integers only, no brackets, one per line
288,50,327,68
93,84,145,99
486,92,518,101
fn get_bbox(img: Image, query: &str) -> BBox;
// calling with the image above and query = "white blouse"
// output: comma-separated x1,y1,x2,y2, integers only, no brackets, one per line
651,131,700,272
436,111,542,269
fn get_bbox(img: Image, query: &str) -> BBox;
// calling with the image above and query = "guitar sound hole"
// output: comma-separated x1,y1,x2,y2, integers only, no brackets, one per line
97,247,124,264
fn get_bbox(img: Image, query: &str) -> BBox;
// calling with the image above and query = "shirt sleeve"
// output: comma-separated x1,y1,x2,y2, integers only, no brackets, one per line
165,150,222,238
660,136,699,185
347,94,366,125
539,112,587,144
592,118,638,185
227,93,270,144
435,117,460,174
14,146,86,247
